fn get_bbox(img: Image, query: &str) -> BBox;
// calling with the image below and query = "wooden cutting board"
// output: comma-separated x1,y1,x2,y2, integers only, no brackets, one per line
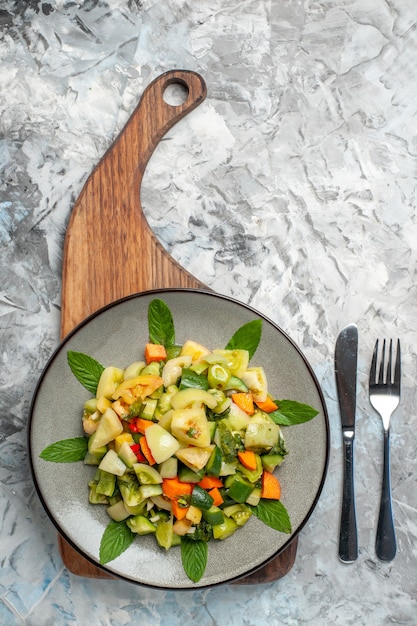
59,69,297,584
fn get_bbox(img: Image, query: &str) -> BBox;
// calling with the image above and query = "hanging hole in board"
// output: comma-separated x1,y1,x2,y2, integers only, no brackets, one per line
163,82,189,106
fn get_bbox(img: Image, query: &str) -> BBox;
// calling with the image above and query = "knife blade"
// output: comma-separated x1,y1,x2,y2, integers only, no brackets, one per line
335,323,358,563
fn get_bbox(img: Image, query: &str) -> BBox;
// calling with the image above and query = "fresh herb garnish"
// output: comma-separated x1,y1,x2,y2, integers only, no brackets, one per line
248,499,292,534
269,400,319,426
67,351,105,395
225,318,262,359
99,520,135,565
39,437,88,463
181,535,208,583
148,298,175,347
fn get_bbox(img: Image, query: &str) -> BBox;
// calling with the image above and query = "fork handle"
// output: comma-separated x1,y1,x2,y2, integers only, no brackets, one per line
339,434,358,562
376,429,397,561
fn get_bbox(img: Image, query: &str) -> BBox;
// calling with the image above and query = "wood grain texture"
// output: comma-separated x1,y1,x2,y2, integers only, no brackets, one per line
59,69,297,584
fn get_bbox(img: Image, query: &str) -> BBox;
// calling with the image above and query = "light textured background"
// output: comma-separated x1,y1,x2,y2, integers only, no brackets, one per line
1,1,416,624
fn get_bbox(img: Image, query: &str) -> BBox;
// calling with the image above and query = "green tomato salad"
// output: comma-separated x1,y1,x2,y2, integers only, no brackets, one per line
40,299,318,583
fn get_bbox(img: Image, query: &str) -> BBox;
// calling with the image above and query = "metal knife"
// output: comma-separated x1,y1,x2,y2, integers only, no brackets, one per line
335,323,359,563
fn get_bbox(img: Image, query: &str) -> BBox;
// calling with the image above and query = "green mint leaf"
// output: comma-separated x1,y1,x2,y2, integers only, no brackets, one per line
225,319,262,359
99,520,135,565
148,299,175,347
269,400,319,426
67,351,105,395
39,437,88,463
248,499,292,534
181,535,208,582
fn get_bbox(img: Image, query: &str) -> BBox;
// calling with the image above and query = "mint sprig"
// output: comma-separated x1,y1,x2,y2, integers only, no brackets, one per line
99,520,135,565
269,400,319,426
181,536,208,582
67,351,104,395
225,318,262,359
248,499,292,534
39,437,88,463
148,299,175,346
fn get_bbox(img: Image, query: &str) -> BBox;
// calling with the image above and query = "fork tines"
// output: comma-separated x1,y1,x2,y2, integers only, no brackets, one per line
370,338,401,390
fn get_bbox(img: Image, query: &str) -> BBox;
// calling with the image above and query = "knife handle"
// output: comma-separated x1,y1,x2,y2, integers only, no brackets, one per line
339,433,358,562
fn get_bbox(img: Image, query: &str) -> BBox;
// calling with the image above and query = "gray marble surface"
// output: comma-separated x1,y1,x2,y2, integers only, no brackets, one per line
1,0,416,624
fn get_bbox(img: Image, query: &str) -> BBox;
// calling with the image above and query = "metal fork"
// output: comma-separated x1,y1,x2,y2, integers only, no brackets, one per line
369,338,401,562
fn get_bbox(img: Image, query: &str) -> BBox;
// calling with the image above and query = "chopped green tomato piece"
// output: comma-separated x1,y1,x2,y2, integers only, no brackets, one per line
179,368,209,391
155,514,174,549
106,499,130,522
124,500,147,516
144,423,180,463
99,449,127,476
84,397,98,413
175,445,214,472
226,473,255,503
207,364,231,390
158,457,178,479
190,485,214,511
241,367,268,402
96,469,116,496
123,360,145,380
118,441,139,468
84,443,107,465
202,505,224,525
180,340,211,362
88,482,109,504
222,503,252,527
138,484,163,500
90,407,124,451
117,474,143,507
127,515,156,535
171,407,211,448
206,445,222,477
261,453,285,473
244,422,280,453
96,366,124,399
227,402,251,432
219,459,238,476
133,463,163,485
212,516,238,540
171,388,217,410
212,349,249,378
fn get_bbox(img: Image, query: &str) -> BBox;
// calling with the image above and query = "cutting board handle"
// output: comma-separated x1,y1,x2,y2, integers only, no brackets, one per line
61,70,207,334
112,70,207,188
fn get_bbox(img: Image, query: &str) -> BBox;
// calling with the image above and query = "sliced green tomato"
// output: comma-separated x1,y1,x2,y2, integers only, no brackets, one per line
202,505,224,525
118,441,138,468
212,349,249,378
171,388,217,410
158,457,178,479
227,402,251,432
190,485,214,511
127,515,156,535
175,445,214,472
106,499,130,522
96,366,124,399
155,514,174,549
138,484,163,499
212,516,238,540
98,449,127,476
144,423,180,463
222,503,252,527
241,367,268,402
96,469,116,496
261,453,285,473
244,422,280,453
171,407,211,448
90,408,123,451
179,340,211,362
123,361,145,380
133,463,162,485
161,356,192,388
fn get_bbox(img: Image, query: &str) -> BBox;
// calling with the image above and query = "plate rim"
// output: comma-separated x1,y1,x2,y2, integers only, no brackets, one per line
28,287,330,589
